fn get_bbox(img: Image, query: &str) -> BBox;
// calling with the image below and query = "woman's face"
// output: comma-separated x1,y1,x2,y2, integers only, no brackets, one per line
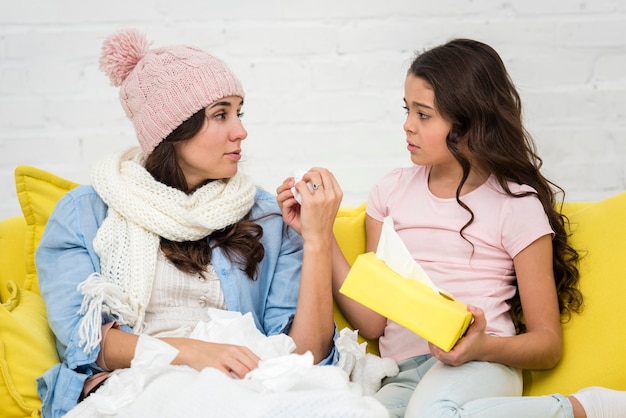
174,96,247,190
403,74,454,167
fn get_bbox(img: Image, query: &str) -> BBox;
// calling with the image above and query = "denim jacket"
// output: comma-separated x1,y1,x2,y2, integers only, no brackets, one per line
35,185,338,418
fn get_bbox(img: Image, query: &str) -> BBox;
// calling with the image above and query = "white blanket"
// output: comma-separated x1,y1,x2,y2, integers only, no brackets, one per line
67,310,390,417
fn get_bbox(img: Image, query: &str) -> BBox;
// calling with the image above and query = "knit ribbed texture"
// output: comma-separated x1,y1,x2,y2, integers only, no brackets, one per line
77,147,255,352
99,29,244,155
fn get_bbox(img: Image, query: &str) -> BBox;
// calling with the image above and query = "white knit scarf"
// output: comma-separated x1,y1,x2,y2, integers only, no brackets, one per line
77,147,256,353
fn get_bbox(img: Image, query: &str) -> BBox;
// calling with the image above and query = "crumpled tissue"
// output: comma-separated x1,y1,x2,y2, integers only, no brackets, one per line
190,308,296,360
290,169,315,204
334,328,398,396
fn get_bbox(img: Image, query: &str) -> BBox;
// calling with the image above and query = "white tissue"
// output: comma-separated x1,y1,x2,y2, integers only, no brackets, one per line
335,328,367,375
334,327,399,396
82,335,181,414
377,216,452,298
243,351,315,392
290,169,315,204
190,308,296,360
131,334,180,369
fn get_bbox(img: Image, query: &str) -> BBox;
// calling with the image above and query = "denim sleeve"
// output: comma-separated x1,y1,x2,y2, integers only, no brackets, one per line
262,221,304,336
36,186,107,370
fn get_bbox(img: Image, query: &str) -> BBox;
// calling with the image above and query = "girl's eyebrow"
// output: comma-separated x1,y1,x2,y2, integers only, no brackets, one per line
403,97,434,110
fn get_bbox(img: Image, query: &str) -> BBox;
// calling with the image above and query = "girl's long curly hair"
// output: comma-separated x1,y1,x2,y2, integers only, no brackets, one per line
408,39,583,332
144,108,265,280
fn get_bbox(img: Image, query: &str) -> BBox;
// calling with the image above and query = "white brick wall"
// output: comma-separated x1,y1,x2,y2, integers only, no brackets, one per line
1,1,625,219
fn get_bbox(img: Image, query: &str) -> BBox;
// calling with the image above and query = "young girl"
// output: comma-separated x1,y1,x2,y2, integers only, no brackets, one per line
321,39,626,418
35,29,348,417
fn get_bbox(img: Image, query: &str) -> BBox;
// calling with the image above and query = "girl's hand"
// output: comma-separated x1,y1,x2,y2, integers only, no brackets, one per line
428,305,486,367
166,338,260,378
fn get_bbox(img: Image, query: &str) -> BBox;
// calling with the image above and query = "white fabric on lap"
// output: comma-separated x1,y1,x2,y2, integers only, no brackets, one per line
67,310,388,417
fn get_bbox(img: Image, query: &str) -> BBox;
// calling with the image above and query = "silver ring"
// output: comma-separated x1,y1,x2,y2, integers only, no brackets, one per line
312,183,321,190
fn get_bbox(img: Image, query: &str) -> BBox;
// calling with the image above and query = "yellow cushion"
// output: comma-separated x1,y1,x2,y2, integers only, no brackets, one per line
524,191,626,395
0,281,59,418
14,166,78,294
560,201,594,216
0,216,27,302
333,204,367,265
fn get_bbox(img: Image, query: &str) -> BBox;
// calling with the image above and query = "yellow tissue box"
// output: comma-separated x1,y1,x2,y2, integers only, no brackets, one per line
339,252,472,352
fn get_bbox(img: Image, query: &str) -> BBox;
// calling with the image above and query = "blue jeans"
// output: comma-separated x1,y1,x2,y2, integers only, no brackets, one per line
375,355,575,418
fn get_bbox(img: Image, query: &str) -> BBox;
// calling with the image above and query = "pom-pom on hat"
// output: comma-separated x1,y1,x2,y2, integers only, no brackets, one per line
99,29,244,155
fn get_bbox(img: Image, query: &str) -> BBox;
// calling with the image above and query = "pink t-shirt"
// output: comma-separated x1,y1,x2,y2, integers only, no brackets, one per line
367,165,554,362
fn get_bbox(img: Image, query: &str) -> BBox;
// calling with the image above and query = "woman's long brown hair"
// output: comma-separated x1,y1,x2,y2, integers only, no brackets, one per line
408,39,583,332
144,108,265,279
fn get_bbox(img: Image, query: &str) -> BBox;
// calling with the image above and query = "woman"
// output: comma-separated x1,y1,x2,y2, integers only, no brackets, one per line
36,28,344,417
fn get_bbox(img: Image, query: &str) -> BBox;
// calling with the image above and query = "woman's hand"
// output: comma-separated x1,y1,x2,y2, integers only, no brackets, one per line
428,305,486,367
276,167,343,240
166,337,260,378
103,328,260,378
276,175,303,233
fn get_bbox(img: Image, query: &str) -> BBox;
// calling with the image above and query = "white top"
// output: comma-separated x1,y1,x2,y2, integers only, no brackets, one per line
143,251,227,337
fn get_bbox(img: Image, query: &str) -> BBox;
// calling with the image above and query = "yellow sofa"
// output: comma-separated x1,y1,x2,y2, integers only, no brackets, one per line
1,165,625,417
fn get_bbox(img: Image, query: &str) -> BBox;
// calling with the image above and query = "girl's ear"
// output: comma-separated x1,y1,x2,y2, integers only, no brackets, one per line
446,124,466,145
460,134,472,149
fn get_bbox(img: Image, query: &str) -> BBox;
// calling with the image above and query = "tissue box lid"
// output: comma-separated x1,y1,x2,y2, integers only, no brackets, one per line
339,252,472,352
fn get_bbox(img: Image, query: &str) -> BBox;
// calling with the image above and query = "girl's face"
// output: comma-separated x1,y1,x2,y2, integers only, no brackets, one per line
403,74,454,167
174,96,247,190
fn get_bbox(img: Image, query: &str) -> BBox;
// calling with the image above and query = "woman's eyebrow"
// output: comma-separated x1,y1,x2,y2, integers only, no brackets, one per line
209,101,232,109
209,98,244,109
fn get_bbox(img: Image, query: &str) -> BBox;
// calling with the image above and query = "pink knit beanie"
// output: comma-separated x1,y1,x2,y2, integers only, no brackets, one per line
99,29,244,155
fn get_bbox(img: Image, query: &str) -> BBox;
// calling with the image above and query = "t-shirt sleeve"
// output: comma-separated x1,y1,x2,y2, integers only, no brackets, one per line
501,191,554,258
366,168,402,221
